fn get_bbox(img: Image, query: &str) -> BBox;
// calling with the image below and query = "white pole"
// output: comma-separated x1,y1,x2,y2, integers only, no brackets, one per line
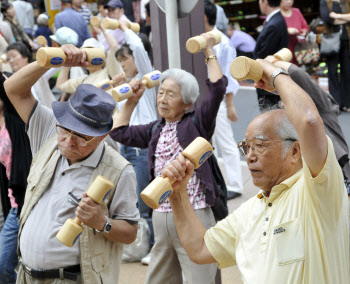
165,0,181,69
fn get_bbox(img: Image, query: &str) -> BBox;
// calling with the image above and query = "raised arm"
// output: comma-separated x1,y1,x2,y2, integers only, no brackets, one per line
164,155,216,264
112,79,145,128
4,45,88,123
255,60,327,176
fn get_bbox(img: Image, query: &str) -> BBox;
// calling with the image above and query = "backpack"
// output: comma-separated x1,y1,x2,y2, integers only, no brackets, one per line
151,114,228,221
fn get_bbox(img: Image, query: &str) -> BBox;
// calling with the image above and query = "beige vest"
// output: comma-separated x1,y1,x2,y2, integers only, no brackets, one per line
18,134,131,284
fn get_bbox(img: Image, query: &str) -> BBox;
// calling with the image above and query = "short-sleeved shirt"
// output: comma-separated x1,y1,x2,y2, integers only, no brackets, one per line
20,103,139,269
204,137,350,283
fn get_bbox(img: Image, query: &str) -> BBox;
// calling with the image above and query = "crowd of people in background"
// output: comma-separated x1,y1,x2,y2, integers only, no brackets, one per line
0,0,349,283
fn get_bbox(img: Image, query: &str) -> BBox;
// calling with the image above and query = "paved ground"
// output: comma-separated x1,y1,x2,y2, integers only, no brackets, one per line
119,86,350,283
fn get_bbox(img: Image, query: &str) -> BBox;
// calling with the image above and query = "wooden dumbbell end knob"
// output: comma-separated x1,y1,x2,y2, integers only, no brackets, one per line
0,54,7,63
112,83,133,102
274,48,292,62
142,70,161,89
186,36,207,54
56,218,84,247
182,137,213,169
83,48,105,66
129,22,140,33
36,35,47,46
141,177,174,209
230,56,263,82
86,175,114,204
207,30,222,44
36,47,66,68
90,16,101,27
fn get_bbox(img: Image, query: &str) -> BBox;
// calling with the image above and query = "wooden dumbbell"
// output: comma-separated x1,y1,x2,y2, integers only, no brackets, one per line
96,73,128,90
186,30,221,54
36,35,47,46
56,175,114,247
111,70,161,102
141,137,213,209
0,54,7,64
102,18,140,33
90,16,101,27
229,48,292,82
36,47,106,68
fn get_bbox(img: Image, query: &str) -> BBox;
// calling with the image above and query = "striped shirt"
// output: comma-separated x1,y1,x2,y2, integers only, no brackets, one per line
154,121,208,213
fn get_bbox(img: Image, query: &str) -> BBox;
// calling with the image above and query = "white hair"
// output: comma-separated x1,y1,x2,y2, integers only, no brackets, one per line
160,69,200,104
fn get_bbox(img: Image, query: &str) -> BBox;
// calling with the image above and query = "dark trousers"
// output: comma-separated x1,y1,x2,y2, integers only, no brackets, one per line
326,39,350,108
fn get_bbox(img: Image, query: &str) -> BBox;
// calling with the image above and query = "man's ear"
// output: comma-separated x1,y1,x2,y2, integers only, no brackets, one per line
290,141,301,165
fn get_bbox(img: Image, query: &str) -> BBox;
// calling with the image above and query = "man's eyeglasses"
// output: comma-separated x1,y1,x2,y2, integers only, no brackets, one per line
237,138,296,157
56,124,96,147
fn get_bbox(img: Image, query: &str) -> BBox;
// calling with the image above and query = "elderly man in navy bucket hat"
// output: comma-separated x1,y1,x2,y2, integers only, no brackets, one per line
4,44,139,284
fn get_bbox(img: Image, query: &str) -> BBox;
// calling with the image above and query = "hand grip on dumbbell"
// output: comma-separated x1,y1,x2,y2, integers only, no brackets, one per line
229,48,292,83
36,47,106,68
102,18,140,34
110,70,161,102
141,137,213,209
186,30,221,54
96,73,128,90
56,175,114,247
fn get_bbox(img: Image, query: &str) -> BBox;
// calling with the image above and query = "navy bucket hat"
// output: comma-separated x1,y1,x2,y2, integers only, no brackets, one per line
52,84,116,137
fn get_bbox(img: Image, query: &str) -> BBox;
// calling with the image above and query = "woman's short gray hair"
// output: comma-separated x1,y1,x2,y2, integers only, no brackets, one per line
160,69,200,104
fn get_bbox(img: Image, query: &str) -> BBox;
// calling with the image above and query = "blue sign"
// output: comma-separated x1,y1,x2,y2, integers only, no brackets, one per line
158,190,172,205
119,86,130,94
151,73,160,81
101,84,109,90
199,150,212,166
103,189,112,201
91,58,104,65
50,57,64,65
73,232,82,245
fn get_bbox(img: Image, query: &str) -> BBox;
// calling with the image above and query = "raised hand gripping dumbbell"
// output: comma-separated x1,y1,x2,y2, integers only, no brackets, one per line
229,48,292,82
141,137,213,209
56,175,114,247
102,18,140,34
110,70,161,102
36,47,106,68
186,30,221,54
96,73,128,91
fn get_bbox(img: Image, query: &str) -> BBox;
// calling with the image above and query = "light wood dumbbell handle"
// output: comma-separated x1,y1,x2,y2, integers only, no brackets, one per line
36,47,105,68
186,30,221,54
230,48,292,82
141,137,213,209
102,18,140,33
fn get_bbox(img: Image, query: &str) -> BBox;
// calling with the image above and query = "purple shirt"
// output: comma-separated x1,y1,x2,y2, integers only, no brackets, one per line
110,76,228,206
230,30,256,53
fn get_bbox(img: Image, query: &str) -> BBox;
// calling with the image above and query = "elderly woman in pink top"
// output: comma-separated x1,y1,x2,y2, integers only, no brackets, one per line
280,0,309,64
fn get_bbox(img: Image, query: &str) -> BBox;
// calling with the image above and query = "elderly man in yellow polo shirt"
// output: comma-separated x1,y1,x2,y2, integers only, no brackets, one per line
161,59,350,283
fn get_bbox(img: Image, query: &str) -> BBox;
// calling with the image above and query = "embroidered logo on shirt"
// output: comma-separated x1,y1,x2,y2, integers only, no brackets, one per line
273,227,286,235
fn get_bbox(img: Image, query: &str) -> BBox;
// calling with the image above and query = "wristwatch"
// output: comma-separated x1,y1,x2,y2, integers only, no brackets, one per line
270,67,289,89
95,216,112,234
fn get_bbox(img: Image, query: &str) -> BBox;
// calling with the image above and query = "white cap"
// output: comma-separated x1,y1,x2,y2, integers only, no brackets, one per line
80,38,105,51
50,27,79,46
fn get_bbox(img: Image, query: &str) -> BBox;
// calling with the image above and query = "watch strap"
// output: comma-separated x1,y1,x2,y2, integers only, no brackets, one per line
270,67,288,89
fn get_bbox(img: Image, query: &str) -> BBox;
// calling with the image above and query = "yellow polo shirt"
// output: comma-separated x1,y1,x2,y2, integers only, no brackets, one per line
204,137,349,284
